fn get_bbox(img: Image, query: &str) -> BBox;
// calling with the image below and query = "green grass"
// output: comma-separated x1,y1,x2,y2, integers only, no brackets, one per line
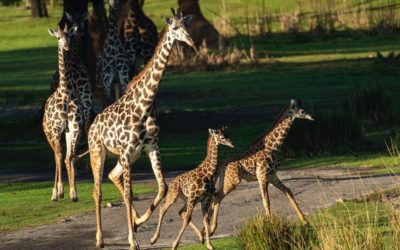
1,5,400,173
0,181,156,232
178,237,240,250
283,152,400,169
183,187,400,250
0,6,400,171
237,199,400,249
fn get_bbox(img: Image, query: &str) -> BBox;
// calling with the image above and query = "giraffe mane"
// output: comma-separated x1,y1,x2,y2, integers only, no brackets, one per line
127,29,168,89
251,104,291,146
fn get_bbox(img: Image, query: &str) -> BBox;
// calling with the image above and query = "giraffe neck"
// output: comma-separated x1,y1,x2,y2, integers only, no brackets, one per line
125,30,173,112
129,0,144,20
57,47,68,92
107,7,119,44
70,32,83,62
262,115,293,154
202,135,219,175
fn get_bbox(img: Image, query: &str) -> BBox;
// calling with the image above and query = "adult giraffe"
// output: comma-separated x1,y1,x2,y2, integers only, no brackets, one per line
88,9,193,249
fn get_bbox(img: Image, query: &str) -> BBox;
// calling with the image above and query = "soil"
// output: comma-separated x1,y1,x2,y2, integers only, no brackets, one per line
0,168,399,250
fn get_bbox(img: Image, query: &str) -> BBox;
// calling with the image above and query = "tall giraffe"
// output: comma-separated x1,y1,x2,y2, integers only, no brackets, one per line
46,13,93,202
123,0,158,76
150,126,234,250
88,9,193,249
209,100,314,235
96,0,130,105
49,12,88,92
64,12,93,133
43,25,77,201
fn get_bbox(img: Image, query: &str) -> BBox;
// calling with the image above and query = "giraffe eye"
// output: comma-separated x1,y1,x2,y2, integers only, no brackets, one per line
172,26,179,30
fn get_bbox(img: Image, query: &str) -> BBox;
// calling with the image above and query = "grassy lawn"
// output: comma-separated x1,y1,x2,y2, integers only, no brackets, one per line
1,5,400,173
179,237,240,250
0,181,156,232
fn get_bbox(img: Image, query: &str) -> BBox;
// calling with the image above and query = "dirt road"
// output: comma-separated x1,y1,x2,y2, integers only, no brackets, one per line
1,168,399,250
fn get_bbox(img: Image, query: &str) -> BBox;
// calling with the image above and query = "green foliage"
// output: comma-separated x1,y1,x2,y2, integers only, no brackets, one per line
0,0,21,6
284,111,363,157
343,84,396,130
238,214,317,250
179,237,241,250
238,199,400,250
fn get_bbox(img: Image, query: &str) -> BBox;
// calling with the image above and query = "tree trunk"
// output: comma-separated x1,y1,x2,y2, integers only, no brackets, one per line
31,0,48,18
178,0,221,48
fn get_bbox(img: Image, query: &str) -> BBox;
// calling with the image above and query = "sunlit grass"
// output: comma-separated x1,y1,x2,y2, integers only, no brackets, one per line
237,195,400,249
0,181,156,232
178,237,240,250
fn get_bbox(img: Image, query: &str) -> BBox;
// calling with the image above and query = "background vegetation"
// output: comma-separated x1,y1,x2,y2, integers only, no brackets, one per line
0,0,400,234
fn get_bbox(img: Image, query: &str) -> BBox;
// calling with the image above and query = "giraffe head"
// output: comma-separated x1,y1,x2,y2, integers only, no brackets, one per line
165,8,194,47
48,25,78,51
65,11,88,34
110,0,128,9
208,125,235,148
288,99,314,121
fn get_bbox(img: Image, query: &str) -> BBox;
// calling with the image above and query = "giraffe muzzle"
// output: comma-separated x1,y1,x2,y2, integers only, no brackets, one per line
185,36,194,48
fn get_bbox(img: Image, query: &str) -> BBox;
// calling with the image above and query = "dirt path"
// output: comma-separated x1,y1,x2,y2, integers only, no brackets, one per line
1,168,399,250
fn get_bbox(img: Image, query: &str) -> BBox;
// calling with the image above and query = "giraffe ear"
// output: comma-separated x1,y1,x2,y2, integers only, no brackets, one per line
69,26,78,35
208,129,215,135
183,15,192,27
165,17,173,25
48,28,56,37
290,99,296,109
65,12,73,22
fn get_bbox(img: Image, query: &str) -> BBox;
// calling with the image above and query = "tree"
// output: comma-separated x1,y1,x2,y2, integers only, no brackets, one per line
30,0,48,18
178,0,221,48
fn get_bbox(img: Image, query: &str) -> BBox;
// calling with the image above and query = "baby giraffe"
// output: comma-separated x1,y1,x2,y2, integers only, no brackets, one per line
150,126,234,250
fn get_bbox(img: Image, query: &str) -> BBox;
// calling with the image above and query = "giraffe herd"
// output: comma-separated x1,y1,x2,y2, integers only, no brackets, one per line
42,1,314,249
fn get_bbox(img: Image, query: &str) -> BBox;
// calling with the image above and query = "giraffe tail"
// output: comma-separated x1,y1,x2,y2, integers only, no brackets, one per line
78,150,90,159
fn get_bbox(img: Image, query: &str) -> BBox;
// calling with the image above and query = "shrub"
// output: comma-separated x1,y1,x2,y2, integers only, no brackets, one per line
237,214,317,250
283,110,362,157
342,84,395,130
0,0,21,6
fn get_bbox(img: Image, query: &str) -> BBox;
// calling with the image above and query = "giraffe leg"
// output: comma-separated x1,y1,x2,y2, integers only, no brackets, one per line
48,137,63,201
103,72,115,106
118,65,129,95
172,199,195,250
120,153,140,250
201,198,213,250
136,145,167,226
108,161,140,226
270,174,308,225
90,145,106,248
256,165,271,216
65,130,80,202
210,165,241,236
177,200,204,243
150,182,179,245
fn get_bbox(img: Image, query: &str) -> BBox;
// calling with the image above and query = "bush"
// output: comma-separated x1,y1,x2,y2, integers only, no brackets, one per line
238,214,317,250
0,0,21,6
283,111,362,157
342,84,395,130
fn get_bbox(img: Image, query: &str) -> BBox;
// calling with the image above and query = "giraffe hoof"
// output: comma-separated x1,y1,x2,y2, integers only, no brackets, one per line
95,242,104,248
150,237,157,245
71,197,78,202
58,193,64,199
51,197,58,202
